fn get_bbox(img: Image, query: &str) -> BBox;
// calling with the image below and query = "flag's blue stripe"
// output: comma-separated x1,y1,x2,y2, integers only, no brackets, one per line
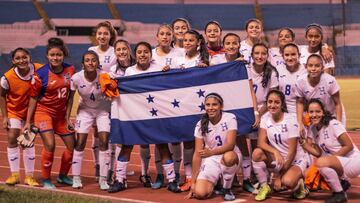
117,61,248,94
109,108,255,145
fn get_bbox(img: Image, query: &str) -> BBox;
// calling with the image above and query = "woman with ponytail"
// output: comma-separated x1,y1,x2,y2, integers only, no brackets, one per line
23,37,75,189
300,99,360,203
186,93,241,201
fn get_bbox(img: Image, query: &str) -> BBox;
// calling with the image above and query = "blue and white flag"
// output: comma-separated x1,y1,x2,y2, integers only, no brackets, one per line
110,61,255,145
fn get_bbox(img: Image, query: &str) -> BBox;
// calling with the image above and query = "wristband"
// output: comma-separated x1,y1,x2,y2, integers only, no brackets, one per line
254,110,260,116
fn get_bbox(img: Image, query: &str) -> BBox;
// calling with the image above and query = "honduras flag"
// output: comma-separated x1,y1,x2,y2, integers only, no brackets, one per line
110,61,255,145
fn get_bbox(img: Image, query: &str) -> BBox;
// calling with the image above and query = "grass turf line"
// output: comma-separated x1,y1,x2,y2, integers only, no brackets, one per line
0,184,111,203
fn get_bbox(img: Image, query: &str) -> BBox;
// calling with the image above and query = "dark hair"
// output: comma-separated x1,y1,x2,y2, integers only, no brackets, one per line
47,37,69,57
282,43,300,55
251,43,278,88
81,50,100,66
204,20,222,32
11,47,30,60
222,33,241,58
266,89,288,113
245,18,263,31
200,93,224,136
134,41,152,57
307,99,335,126
306,53,324,67
185,30,209,66
305,23,323,53
94,21,117,46
171,18,191,30
113,39,136,72
278,27,295,41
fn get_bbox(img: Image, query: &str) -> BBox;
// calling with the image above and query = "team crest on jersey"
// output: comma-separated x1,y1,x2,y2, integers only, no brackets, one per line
63,72,72,83
324,130,330,139
220,122,228,131
281,124,288,133
95,82,100,89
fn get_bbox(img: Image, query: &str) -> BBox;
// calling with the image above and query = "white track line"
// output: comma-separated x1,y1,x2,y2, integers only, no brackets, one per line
0,181,158,203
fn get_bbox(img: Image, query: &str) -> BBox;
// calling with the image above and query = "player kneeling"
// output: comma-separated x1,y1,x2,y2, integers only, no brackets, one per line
252,90,310,201
301,99,360,203
186,93,241,201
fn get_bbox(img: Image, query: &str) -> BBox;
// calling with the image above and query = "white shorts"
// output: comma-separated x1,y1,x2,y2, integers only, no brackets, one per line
271,155,310,176
197,151,242,184
8,118,24,129
337,154,360,179
75,109,110,134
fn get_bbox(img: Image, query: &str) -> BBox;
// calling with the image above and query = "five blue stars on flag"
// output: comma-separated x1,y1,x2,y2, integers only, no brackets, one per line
146,89,207,116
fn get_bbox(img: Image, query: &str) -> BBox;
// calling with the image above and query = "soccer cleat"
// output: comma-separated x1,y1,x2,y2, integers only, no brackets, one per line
99,177,110,190
214,179,224,195
5,173,20,185
43,179,56,189
255,183,271,201
325,191,347,203
57,174,73,185
223,189,236,201
341,179,351,192
243,178,255,193
293,181,309,200
72,176,83,189
24,175,40,187
108,180,127,193
167,181,181,193
180,178,192,192
95,164,100,182
139,175,152,188
151,174,164,189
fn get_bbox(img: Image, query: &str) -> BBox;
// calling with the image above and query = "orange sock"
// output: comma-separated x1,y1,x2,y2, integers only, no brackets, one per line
41,148,54,179
59,149,73,175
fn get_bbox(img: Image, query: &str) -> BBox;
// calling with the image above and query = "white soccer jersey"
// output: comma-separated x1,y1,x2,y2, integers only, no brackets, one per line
0,64,34,90
108,63,126,79
210,53,227,66
309,119,360,158
260,113,305,159
194,112,240,154
70,69,109,111
268,47,285,68
247,64,279,109
277,64,307,113
151,47,184,69
295,73,340,116
177,54,202,69
88,46,117,72
240,40,253,64
124,63,162,76
298,45,335,70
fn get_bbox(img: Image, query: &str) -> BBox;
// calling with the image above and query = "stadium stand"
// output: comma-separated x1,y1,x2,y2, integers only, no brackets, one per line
0,1,40,24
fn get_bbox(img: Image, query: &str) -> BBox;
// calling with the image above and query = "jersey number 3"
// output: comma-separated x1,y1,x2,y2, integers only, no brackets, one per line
215,135,223,146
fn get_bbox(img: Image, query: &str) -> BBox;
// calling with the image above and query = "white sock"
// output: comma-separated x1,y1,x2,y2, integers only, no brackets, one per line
155,147,163,174
252,161,268,185
292,178,303,192
99,150,110,178
23,146,35,175
116,161,128,183
183,147,193,179
170,144,182,174
140,146,150,175
7,147,20,173
163,161,175,182
221,163,239,189
72,150,84,176
242,156,251,180
319,167,343,192
92,136,100,165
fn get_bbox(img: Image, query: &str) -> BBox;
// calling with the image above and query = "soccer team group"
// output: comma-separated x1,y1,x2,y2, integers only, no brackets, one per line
1,17,360,203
